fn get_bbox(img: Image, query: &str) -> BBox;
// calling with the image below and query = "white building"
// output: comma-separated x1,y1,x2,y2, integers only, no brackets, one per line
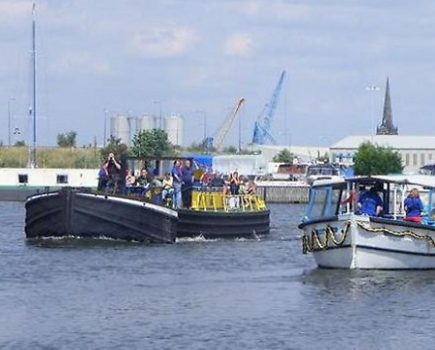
330,135,435,173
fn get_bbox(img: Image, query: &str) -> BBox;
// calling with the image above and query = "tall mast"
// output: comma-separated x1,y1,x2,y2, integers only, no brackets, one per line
30,2,37,168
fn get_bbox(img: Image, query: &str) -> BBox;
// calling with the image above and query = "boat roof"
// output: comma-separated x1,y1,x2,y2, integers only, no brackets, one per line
312,174,435,189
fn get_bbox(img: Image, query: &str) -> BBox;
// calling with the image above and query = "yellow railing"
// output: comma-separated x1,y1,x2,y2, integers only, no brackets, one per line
191,190,267,212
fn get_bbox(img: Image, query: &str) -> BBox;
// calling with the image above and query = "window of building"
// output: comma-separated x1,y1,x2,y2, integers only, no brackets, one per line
413,154,418,166
421,154,425,166
405,154,410,166
429,153,433,161
56,174,69,184
18,174,28,184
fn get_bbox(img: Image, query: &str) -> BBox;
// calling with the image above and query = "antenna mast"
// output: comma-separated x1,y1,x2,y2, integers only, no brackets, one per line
30,2,37,168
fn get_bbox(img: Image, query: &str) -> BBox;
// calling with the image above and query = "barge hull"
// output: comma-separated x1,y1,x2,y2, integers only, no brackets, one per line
25,189,177,243
177,209,270,239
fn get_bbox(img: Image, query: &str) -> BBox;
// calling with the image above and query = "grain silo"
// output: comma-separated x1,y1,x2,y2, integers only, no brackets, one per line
137,115,157,132
164,114,183,146
110,115,131,146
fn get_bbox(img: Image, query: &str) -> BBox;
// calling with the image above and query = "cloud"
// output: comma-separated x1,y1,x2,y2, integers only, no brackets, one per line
0,1,29,19
224,33,254,57
234,1,312,21
129,25,199,58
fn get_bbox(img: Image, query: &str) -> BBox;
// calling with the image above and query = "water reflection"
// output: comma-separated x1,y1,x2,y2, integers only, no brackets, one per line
301,268,435,298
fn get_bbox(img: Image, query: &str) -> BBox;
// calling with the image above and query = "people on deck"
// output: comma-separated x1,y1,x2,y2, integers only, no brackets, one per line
103,153,121,193
125,169,136,187
357,183,383,216
97,162,109,191
229,171,240,195
246,180,257,195
161,172,174,207
181,159,194,208
404,188,424,223
172,160,183,209
137,168,151,196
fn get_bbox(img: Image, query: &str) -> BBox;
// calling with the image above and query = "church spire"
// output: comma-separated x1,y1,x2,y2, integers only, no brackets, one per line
376,77,398,135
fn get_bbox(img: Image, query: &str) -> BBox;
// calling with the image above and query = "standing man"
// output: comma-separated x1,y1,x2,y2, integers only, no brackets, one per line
172,159,183,209
103,152,121,193
181,159,194,208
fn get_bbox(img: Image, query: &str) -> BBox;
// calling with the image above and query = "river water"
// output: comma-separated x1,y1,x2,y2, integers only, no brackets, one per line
1,202,434,349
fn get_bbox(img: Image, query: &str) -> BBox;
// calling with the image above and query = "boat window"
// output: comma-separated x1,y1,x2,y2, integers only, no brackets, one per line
56,174,69,184
305,186,342,220
18,174,28,184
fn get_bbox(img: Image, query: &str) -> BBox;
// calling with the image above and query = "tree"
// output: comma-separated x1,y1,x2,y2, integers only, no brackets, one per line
100,135,129,161
57,131,77,148
186,141,204,153
222,145,238,154
130,129,173,158
273,148,294,163
353,142,403,176
14,140,26,147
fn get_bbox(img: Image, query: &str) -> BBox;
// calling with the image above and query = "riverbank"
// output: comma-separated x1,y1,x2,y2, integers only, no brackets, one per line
0,147,100,168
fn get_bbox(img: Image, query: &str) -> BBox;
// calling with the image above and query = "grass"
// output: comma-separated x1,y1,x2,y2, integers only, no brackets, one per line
0,147,101,168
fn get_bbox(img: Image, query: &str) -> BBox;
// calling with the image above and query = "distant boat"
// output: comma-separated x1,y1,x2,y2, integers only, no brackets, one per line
299,175,435,269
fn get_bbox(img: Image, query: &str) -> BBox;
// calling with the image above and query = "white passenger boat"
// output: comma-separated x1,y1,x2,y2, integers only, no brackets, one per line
298,175,435,269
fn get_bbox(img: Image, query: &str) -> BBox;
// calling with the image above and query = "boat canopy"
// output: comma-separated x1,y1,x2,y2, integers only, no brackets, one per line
312,175,435,190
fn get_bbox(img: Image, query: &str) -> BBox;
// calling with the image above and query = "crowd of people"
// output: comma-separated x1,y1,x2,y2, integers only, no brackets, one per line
97,155,257,209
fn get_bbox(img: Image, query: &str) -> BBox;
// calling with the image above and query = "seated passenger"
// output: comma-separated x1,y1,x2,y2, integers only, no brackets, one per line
125,169,136,187
404,188,424,223
357,183,383,216
161,172,174,206
137,168,151,196
246,180,257,195
239,177,246,194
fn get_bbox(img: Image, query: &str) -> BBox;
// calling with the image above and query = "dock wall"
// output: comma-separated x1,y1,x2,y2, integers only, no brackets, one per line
257,186,309,203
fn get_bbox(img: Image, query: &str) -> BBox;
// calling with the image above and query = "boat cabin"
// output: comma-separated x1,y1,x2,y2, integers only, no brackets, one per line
303,175,435,225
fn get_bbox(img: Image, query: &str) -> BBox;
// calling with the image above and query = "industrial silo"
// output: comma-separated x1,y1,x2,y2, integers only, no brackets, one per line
164,114,183,146
110,115,131,146
137,115,156,132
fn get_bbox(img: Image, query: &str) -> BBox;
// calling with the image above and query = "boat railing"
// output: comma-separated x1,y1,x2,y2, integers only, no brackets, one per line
191,190,267,212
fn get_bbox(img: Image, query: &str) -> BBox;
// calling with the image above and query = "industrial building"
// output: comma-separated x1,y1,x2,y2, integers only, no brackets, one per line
164,113,183,146
110,113,183,147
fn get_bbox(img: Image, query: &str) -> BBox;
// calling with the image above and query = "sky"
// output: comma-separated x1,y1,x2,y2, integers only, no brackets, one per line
1,0,435,148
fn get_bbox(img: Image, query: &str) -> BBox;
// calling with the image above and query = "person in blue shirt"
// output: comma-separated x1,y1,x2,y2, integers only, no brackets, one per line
171,159,183,209
181,159,194,208
404,188,424,223
357,183,383,216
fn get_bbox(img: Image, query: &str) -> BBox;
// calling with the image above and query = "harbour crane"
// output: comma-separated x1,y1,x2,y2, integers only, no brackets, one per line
206,97,245,152
251,70,286,145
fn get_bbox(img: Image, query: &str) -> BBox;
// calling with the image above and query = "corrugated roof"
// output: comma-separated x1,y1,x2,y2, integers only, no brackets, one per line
331,135,435,150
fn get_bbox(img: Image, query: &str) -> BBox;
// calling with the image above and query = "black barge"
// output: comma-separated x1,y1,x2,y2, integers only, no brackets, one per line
25,187,177,243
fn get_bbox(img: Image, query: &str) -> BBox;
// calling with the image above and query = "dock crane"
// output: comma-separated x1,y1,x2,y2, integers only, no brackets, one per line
206,97,245,152
252,70,286,145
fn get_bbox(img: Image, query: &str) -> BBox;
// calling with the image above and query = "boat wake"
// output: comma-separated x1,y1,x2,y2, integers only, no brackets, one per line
26,235,143,247
176,235,219,243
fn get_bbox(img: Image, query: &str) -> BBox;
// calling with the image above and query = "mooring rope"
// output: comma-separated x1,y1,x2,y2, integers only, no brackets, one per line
302,221,351,254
